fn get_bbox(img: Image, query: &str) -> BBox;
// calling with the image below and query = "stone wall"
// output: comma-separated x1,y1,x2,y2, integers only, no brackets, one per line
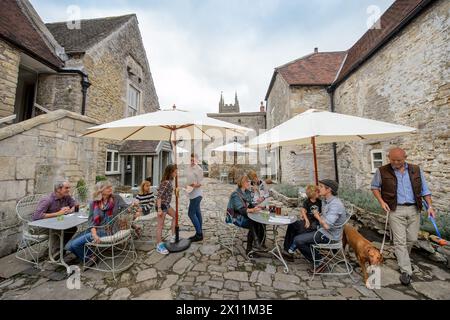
266,74,335,184
0,40,20,118
266,74,290,130
36,73,83,113
333,0,450,214
0,110,100,257
83,16,159,122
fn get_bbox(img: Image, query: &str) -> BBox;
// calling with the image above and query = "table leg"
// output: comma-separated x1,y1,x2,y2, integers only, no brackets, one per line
48,229,57,263
47,230,69,269
59,230,69,269
269,225,289,274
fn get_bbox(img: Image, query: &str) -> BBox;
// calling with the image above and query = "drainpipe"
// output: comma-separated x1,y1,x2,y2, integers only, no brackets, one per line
328,88,339,183
58,69,91,115
80,74,91,116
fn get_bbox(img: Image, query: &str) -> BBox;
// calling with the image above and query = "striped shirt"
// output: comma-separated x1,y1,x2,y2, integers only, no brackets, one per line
136,192,156,214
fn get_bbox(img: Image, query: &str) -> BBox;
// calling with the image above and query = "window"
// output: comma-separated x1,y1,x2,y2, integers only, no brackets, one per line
370,149,384,173
127,85,140,117
106,150,120,175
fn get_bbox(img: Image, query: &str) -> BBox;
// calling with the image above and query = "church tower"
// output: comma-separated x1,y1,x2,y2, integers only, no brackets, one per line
218,91,240,113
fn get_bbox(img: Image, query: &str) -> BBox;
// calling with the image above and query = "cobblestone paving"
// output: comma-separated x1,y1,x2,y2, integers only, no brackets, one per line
0,179,449,300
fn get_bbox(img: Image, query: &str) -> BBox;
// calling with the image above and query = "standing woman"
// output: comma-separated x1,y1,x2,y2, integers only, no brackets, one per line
155,164,178,255
186,153,204,242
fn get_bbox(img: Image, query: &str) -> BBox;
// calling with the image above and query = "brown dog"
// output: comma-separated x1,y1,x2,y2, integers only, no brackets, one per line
342,224,383,284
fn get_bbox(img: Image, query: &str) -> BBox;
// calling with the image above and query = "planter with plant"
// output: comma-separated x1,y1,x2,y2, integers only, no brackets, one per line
75,178,89,205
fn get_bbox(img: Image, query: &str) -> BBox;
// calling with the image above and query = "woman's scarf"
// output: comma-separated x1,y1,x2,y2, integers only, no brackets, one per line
92,196,115,226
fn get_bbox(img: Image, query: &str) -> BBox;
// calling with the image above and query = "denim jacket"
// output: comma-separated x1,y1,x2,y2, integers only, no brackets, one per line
227,188,254,217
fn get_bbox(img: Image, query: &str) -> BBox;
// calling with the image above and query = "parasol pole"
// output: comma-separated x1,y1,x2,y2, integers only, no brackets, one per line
312,136,319,185
173,128,180,242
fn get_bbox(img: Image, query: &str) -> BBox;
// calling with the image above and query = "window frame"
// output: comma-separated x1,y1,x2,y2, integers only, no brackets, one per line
370,149,385,173
105,149,120,175
127,83,141,117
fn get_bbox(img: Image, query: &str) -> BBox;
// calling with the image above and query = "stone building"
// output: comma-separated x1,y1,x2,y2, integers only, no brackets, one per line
0,0,161,257
265,50,346,184
265,0,449,213
45,13,161,186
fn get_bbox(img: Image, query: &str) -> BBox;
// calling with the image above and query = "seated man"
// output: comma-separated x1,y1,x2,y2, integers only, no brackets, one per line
33,181,78,249
292,179,347,272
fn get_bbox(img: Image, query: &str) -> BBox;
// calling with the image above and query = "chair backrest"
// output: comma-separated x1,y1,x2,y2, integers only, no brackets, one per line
98,204,140,236
16,194,46,223
328,210,353,241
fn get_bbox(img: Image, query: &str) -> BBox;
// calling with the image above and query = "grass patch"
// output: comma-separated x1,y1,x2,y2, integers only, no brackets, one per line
339,185,385,215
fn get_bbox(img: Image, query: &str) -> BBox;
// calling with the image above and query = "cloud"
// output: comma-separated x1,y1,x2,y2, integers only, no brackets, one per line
30,0,394,113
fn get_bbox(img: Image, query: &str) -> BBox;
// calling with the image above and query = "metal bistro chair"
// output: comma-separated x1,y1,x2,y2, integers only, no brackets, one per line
83,205,138,280
15,194,49,268
219,168,229,184
217,209,248,258
310,211,354,281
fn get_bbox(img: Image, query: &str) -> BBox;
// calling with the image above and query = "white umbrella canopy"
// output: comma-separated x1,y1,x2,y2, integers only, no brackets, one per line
82,106,253,252
176,146,189,154
213,141,257,153
249,109,416,185
82,107,252,141
249,109,417,147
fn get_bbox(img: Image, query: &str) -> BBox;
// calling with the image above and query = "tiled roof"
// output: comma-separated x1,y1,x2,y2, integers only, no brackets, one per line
0,0,64,69
46,14,135,54
278,51,347,86
334,0,433,84
119,140,160,154
265,51,346,99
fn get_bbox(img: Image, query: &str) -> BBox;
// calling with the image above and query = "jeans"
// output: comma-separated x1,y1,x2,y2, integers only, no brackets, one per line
283,220,318,251
293,231,330,262
188,196,203,236
66,229,106,262
246,220,265,252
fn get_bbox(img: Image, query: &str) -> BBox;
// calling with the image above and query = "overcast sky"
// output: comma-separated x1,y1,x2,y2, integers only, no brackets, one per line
31,0,394,113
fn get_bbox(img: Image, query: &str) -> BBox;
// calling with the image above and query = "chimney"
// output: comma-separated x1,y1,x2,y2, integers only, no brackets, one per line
314,47,318,53
260,101,265,112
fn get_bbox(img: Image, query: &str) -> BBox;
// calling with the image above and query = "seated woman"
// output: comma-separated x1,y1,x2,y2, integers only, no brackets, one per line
135,179,156,216
67,181,131,262
247,170,268,205
227,175,265,255
283,185,322,260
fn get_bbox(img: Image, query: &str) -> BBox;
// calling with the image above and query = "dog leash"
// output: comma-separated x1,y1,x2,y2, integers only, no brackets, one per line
380,210,390,255
422,200,443,239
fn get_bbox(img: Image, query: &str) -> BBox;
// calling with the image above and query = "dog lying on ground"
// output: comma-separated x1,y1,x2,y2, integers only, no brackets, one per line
342,224,383,285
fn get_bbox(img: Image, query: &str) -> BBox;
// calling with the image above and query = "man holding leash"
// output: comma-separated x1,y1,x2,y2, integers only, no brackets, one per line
371,147,435,286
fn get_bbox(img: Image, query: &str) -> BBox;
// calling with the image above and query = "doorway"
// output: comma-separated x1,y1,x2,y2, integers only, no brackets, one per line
14,67,37,122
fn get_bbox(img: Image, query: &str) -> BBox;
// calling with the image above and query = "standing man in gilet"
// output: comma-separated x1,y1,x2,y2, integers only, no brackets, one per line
371,147,435,286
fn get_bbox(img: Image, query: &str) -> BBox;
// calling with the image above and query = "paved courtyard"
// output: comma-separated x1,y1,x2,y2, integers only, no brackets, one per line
0,178,449,300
